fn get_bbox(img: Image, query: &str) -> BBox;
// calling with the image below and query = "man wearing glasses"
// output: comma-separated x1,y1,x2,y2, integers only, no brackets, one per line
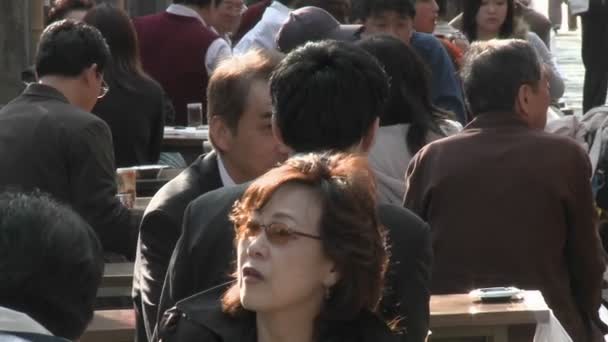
0,20,137,259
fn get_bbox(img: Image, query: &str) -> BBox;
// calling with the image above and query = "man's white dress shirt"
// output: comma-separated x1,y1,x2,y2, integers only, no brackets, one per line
233,1,290,54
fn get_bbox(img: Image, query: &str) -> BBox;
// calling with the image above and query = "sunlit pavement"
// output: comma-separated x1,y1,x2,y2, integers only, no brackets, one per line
531,0,585,115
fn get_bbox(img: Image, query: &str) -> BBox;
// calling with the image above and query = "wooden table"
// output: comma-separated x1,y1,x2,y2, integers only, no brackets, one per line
134,196,151,212
162,126,212,164
101,262,134,288
163,126,209,148
81,309,135,342
86,291,550,341
429,291,550,341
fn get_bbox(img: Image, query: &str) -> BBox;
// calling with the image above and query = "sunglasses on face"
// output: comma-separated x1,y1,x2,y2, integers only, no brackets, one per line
242,220,321,245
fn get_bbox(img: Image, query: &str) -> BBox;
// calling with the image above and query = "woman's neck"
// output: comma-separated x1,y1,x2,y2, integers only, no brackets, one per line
476,29,498,41
256,302,320,342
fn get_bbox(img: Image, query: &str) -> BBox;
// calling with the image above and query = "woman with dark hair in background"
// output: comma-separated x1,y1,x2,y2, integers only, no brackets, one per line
358,35,461,205
461,0,564,103
47,0,96,24
157,153,397,342
84,4,174,167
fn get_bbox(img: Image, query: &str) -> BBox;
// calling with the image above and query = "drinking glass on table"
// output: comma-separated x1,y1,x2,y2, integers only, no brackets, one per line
187,102,204,128
116,168,137,209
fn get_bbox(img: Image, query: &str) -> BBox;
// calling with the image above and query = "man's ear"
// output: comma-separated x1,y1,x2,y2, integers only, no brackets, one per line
271,115,292,155
209,115,233,153
322,265,340,289
515,84,532,122
360,117,380,153
83,63,100,86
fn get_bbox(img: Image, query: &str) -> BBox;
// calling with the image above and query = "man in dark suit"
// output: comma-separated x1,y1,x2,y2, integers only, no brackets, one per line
158,41,432,342
0,20,135,257
404,39,607,341
132,50,288,342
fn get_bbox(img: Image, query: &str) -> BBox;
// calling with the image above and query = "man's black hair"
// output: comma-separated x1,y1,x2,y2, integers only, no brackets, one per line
35,19,110,78
270,40,389,153
0,191,104,340
351,0,416,22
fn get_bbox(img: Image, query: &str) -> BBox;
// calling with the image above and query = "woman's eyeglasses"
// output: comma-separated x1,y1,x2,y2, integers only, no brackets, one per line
98,78,109,99
243,220,321,245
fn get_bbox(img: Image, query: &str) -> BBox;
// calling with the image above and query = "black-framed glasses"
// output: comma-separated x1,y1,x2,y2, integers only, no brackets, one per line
243,220,321,245
98,78,109,99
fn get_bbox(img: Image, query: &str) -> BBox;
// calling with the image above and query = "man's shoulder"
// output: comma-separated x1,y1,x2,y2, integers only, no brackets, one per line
189,183,248,213
532,129,590,160
377,203,429,240
180,184,249,251
4,96,106,133
414,131,465,156
133,12,162,23
146,154,222,218
411,32,444,51
134,12,219,41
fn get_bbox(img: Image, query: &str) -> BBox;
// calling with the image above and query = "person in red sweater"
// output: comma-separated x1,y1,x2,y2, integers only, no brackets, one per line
133,0,232,125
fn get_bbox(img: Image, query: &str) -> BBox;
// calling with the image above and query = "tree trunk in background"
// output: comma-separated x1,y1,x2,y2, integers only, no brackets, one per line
0,1,29,104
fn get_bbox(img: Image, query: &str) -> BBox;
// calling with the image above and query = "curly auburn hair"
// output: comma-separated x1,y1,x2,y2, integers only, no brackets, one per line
222,152,389,323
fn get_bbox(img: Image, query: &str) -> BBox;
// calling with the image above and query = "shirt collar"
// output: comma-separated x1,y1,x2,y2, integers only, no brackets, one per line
0,307,53,336
465,112,529,130
217,153,236,187
269,1,290,15
167,4,208,27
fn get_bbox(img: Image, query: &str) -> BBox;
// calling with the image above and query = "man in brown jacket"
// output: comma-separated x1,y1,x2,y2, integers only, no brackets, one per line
404,39,607,341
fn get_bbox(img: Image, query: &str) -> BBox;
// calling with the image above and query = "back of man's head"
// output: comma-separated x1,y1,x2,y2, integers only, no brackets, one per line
351,0,416,22
461,39,541,116
35,19,110,79
0,192,104,340
270,40,388,153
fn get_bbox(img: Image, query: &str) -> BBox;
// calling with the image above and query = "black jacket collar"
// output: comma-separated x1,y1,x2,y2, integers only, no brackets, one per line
173,283,402,342
196,151,223,193
176,283,256,342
